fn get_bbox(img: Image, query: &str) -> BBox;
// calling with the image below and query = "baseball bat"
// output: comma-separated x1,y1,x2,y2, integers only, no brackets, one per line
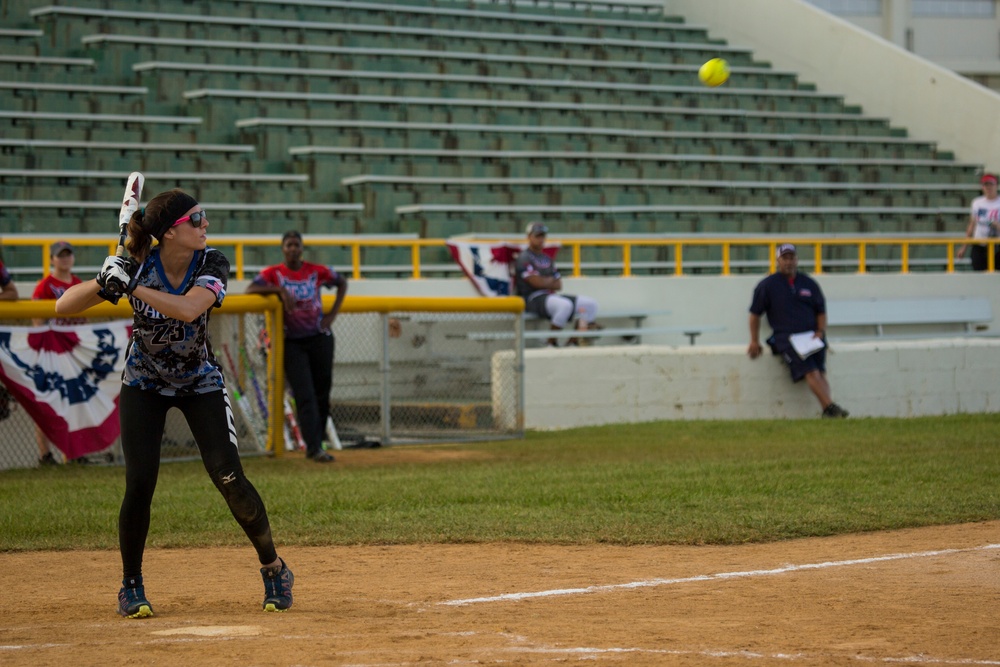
240,345,269,420
222,343,264,453
326,415,343,451
283,392,306,451
116,171,144,258
104,171,144,298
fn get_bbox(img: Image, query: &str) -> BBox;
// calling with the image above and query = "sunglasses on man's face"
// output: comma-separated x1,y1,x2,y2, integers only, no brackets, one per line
172,210,208,228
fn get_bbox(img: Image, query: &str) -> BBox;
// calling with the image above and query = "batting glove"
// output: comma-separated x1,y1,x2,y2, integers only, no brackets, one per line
96,256,135,304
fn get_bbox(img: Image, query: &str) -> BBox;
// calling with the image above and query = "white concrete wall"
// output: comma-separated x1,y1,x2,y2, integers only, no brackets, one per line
664,0,1000,170
334,271,1000,429
800,1,1000,74
336,271,1000,346
498,337,1000,429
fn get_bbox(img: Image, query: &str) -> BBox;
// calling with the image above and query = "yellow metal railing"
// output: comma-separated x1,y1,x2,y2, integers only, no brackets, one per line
0,294,523,455
2,235,996,278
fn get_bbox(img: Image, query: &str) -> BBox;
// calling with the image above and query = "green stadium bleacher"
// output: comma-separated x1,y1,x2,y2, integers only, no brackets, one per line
0,0,983,260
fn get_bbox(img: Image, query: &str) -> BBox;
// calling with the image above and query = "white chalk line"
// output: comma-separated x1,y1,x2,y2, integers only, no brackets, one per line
503,644,1000,665
439,543,1000,606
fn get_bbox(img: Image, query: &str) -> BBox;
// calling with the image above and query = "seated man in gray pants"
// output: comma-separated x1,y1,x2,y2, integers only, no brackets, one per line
514,222,598,347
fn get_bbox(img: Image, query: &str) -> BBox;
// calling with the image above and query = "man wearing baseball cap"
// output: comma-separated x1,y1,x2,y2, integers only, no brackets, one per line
957,173,1000,271
514,222,599,347
747,243,848,418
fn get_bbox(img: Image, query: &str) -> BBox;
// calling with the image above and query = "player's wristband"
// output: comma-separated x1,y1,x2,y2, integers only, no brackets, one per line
96,286,121,306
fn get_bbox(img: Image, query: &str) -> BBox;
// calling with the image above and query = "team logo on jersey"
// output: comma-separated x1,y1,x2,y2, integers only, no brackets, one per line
278,278,316,303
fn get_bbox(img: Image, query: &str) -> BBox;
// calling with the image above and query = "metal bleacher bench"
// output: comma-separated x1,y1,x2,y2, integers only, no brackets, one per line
0,111,202,128
134,61,823,104
0,200,361,215
0,168,305,185
90,34,783,85
0,80,147,97
343,174,976,196
826,297,993,339
394,202,967,218
186,89,883,134
258,119,924,153
467,309,724,346
0,138,253,155
0,54,95,69
36,6,714,55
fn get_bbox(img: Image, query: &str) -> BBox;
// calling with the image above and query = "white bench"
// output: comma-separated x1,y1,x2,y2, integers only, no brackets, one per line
826,297,993,339
479,309,723,346
466,324,725,346
524,307,665,331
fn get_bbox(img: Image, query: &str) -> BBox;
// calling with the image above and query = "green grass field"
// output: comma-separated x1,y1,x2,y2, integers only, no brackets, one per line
2,415,998,552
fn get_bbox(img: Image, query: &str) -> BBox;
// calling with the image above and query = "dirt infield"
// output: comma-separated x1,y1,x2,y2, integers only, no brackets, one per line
3,521,998,666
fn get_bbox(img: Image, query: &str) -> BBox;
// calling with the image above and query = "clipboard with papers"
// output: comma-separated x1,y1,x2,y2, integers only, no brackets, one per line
789,331,825,359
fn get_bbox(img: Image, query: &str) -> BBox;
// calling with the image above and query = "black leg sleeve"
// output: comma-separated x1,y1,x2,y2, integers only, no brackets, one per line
118,385,169,579
180,390,278,565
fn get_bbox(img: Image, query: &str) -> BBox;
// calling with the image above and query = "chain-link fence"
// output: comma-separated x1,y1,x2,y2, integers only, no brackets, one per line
0,296,525,470
0,305,276,471
332,310,524,445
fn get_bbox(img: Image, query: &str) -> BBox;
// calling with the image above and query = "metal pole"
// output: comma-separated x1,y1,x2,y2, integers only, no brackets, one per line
516,312,525,435
380,312,392,445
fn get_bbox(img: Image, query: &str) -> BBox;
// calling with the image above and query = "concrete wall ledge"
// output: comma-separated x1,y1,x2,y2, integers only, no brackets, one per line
496,338,1000,430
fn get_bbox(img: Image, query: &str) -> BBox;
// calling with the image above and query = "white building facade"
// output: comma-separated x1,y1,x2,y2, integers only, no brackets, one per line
805,0,1000,89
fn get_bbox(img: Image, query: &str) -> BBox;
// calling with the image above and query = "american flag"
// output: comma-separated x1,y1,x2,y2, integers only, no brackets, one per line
0,321,131,459
447,239,559,297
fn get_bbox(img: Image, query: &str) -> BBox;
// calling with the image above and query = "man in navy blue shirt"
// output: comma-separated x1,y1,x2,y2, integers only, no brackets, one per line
748,243,848,418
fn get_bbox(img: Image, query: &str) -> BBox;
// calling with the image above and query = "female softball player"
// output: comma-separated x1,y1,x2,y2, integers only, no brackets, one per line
56,189,293,618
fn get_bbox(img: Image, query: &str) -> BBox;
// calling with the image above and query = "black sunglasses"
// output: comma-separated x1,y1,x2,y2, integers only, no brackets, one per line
171,210,208,228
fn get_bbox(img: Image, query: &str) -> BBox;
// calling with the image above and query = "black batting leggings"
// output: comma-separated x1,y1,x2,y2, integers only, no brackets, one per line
118,384,277,579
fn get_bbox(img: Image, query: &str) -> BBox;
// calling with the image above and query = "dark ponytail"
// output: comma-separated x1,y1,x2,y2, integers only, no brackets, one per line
125,189,200,261
126,207,153,262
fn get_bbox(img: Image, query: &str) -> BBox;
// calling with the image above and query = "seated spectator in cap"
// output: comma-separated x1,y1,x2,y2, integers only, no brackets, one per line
747,243,848,419
514,222,598,347
32,241,84,326
958,173,1000,271
31,241,85,465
